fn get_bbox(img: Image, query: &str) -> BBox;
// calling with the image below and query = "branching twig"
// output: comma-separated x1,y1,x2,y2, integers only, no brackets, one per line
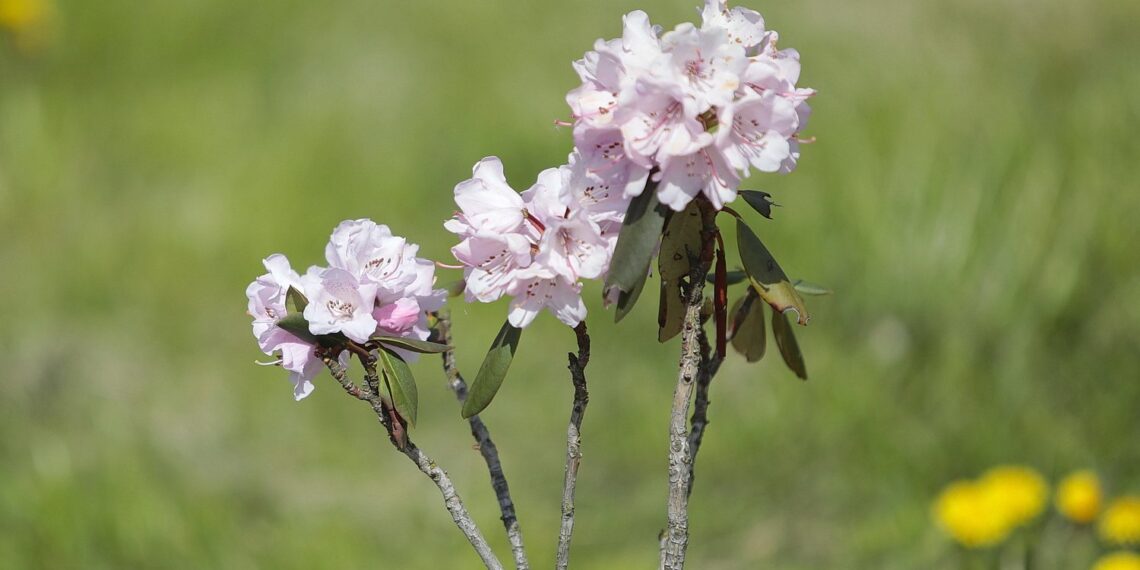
433,311,530,570
661,199,718,570
556,322,591,570
323,355,504,570
686,327,724,498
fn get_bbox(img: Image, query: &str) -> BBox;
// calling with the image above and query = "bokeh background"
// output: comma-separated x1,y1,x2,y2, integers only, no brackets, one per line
2,0,1138,567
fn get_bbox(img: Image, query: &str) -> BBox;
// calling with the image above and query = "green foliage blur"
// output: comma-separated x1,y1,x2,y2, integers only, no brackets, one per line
2,0,1137,567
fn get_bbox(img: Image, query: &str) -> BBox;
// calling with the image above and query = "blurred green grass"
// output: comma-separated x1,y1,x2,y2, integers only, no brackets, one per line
2,0,1138,567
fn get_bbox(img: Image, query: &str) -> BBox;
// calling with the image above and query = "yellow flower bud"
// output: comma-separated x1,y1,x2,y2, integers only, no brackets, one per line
933,479,1013,548
1055,470,1102,524
1092,551,1140,570
980,465,1049,527
1100,496,1140,546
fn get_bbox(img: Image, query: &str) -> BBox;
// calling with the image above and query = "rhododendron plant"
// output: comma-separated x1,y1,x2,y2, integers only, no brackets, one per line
245,2,823,569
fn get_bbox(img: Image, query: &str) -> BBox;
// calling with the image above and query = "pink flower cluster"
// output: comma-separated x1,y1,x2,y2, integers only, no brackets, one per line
246,220,446,399
445,156,625,328
567,0,814,211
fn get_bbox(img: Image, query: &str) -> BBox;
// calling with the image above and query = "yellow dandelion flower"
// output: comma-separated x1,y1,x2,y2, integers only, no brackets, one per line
980,465,1049,527
0,0,55,53
1100,496,1140,546
0,0,45,29
934,479,1014,548
1056,470,1103,524
1092,551,1140,570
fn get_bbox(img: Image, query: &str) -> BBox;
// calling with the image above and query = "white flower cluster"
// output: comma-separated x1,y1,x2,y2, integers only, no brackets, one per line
252,1,814,383
567,0,814,211
445,156,626,328
246,220,445,399
446,0,812,328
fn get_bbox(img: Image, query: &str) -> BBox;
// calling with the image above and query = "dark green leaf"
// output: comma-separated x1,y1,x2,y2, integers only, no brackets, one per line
275,313,317,343
736,219,810,325
378,347,419,426
792,279,833,296
771,310,807,380
286,286,309,313
729,291,766,363
274,314,347,348
707,270,748,286
445,279,466,298
604,178,668,317
657,200,703,340
658,200,703,282
657,280,685,341
462,320,523,418
614,265,650,322
739,190,779,219
371,335,450,354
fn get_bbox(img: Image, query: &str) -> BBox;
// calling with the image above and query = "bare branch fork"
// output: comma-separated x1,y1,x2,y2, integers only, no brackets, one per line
322,355,504,570
556,322,591,570
661,199,719,570
432,310,530,570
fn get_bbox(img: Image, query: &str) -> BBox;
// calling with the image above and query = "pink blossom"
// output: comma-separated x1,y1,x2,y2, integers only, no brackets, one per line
506,271,588,329
446,157,613,328
444,157,527,236
373,297,423,335
301,267,380,344
246,254,325,400
248,222,446,398
565,0,814,211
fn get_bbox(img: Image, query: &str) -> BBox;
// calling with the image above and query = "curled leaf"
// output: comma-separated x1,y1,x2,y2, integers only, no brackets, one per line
707,269,748,286
735,219,810,325
739,190,779,219
792,279,833,296
771,310,807,380
729,291,767,363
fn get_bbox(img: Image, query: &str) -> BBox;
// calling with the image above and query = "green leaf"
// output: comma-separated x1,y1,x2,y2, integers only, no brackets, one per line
739,190,778,219
657,280,685,341
658,200,703,282
657,200,703,341
792,279,833,296
729,291,766,363
461,320,523,418
771,310,807,380
614,264,650,322
378,347,419,427
708,270,748,286
286,286,309,313
275,313,317,343
445,279,466,298
735,219,810,325
604,178,669,319
371,335,450,354
274,314,347,348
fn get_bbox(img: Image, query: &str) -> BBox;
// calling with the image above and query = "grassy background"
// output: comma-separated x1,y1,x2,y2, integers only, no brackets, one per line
2,0,1138,567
